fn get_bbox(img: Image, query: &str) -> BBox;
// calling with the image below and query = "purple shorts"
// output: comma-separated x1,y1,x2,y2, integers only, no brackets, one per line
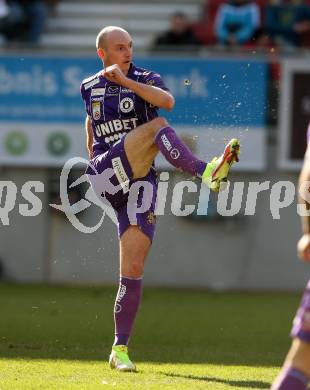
291,279,310,343
86,137,158,242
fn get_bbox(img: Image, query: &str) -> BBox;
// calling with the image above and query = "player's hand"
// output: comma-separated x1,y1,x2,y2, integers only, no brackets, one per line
103,64,129,87
297,233,310,262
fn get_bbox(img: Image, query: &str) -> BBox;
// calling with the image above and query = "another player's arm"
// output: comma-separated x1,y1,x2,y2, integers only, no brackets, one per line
85,115,93,159
104,64,175,111
297,145,310,262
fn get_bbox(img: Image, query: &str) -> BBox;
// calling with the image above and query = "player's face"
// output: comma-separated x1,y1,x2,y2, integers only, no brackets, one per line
103,32,133,74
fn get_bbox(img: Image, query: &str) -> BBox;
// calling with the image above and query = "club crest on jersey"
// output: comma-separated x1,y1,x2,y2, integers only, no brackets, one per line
92,101,101,120
120,97,134,113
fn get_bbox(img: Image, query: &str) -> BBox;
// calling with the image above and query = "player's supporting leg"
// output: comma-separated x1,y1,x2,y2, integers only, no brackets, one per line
271,339,310,389
124,117,240,191
109,226,151,372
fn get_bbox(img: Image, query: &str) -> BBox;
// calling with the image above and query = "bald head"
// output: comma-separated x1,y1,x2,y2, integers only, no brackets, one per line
96,26,133,73
96,26,131,49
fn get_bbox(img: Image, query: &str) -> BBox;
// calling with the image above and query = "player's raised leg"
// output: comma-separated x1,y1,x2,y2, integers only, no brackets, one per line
109,226,151,372
124,117,240,191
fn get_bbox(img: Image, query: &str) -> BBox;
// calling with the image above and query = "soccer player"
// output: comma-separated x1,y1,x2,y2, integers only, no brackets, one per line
80,26,240,372
271,125,310,390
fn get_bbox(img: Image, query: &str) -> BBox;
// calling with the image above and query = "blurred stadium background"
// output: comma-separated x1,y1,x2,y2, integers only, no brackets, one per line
0,0,309,291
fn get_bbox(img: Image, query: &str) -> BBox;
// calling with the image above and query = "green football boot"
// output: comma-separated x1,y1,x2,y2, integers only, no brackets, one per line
109,345,137,372
202,138,240,192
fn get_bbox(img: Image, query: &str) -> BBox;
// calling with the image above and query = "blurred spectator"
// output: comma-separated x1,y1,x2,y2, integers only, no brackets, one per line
0,0,58,44
265,0,310,47
152,12,202,51
0,0,23,41
215,0,261,46
21,0,49,43
0,0,9,18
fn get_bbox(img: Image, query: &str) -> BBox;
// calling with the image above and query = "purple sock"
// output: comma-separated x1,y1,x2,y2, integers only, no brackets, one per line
272,367,309,390
113,276,142,346
155,126,207,176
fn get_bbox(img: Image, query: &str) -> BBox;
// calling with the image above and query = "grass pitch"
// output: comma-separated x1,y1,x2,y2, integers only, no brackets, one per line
0,283,301,389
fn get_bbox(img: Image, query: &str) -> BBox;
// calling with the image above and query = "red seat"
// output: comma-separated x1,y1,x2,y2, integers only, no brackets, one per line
192,0,226,45
192,0,266,46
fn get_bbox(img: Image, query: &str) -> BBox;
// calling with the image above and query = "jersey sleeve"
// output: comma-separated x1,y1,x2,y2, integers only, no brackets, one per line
80,82,91,117
142,71,170,92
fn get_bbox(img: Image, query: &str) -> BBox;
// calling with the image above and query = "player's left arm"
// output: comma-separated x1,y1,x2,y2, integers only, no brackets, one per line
104,64,175,111
297,144,310,262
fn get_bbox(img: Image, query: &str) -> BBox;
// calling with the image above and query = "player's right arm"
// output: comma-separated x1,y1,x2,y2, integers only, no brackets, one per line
103,64,174,111
85,115,93,159
297,143,310,262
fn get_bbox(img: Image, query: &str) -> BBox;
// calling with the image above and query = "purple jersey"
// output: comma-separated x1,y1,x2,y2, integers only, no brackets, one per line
80,63,169,156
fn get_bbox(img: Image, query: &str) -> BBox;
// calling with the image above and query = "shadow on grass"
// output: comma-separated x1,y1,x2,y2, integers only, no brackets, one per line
0,341,284,368
161,372,270,389
0,283,296,366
